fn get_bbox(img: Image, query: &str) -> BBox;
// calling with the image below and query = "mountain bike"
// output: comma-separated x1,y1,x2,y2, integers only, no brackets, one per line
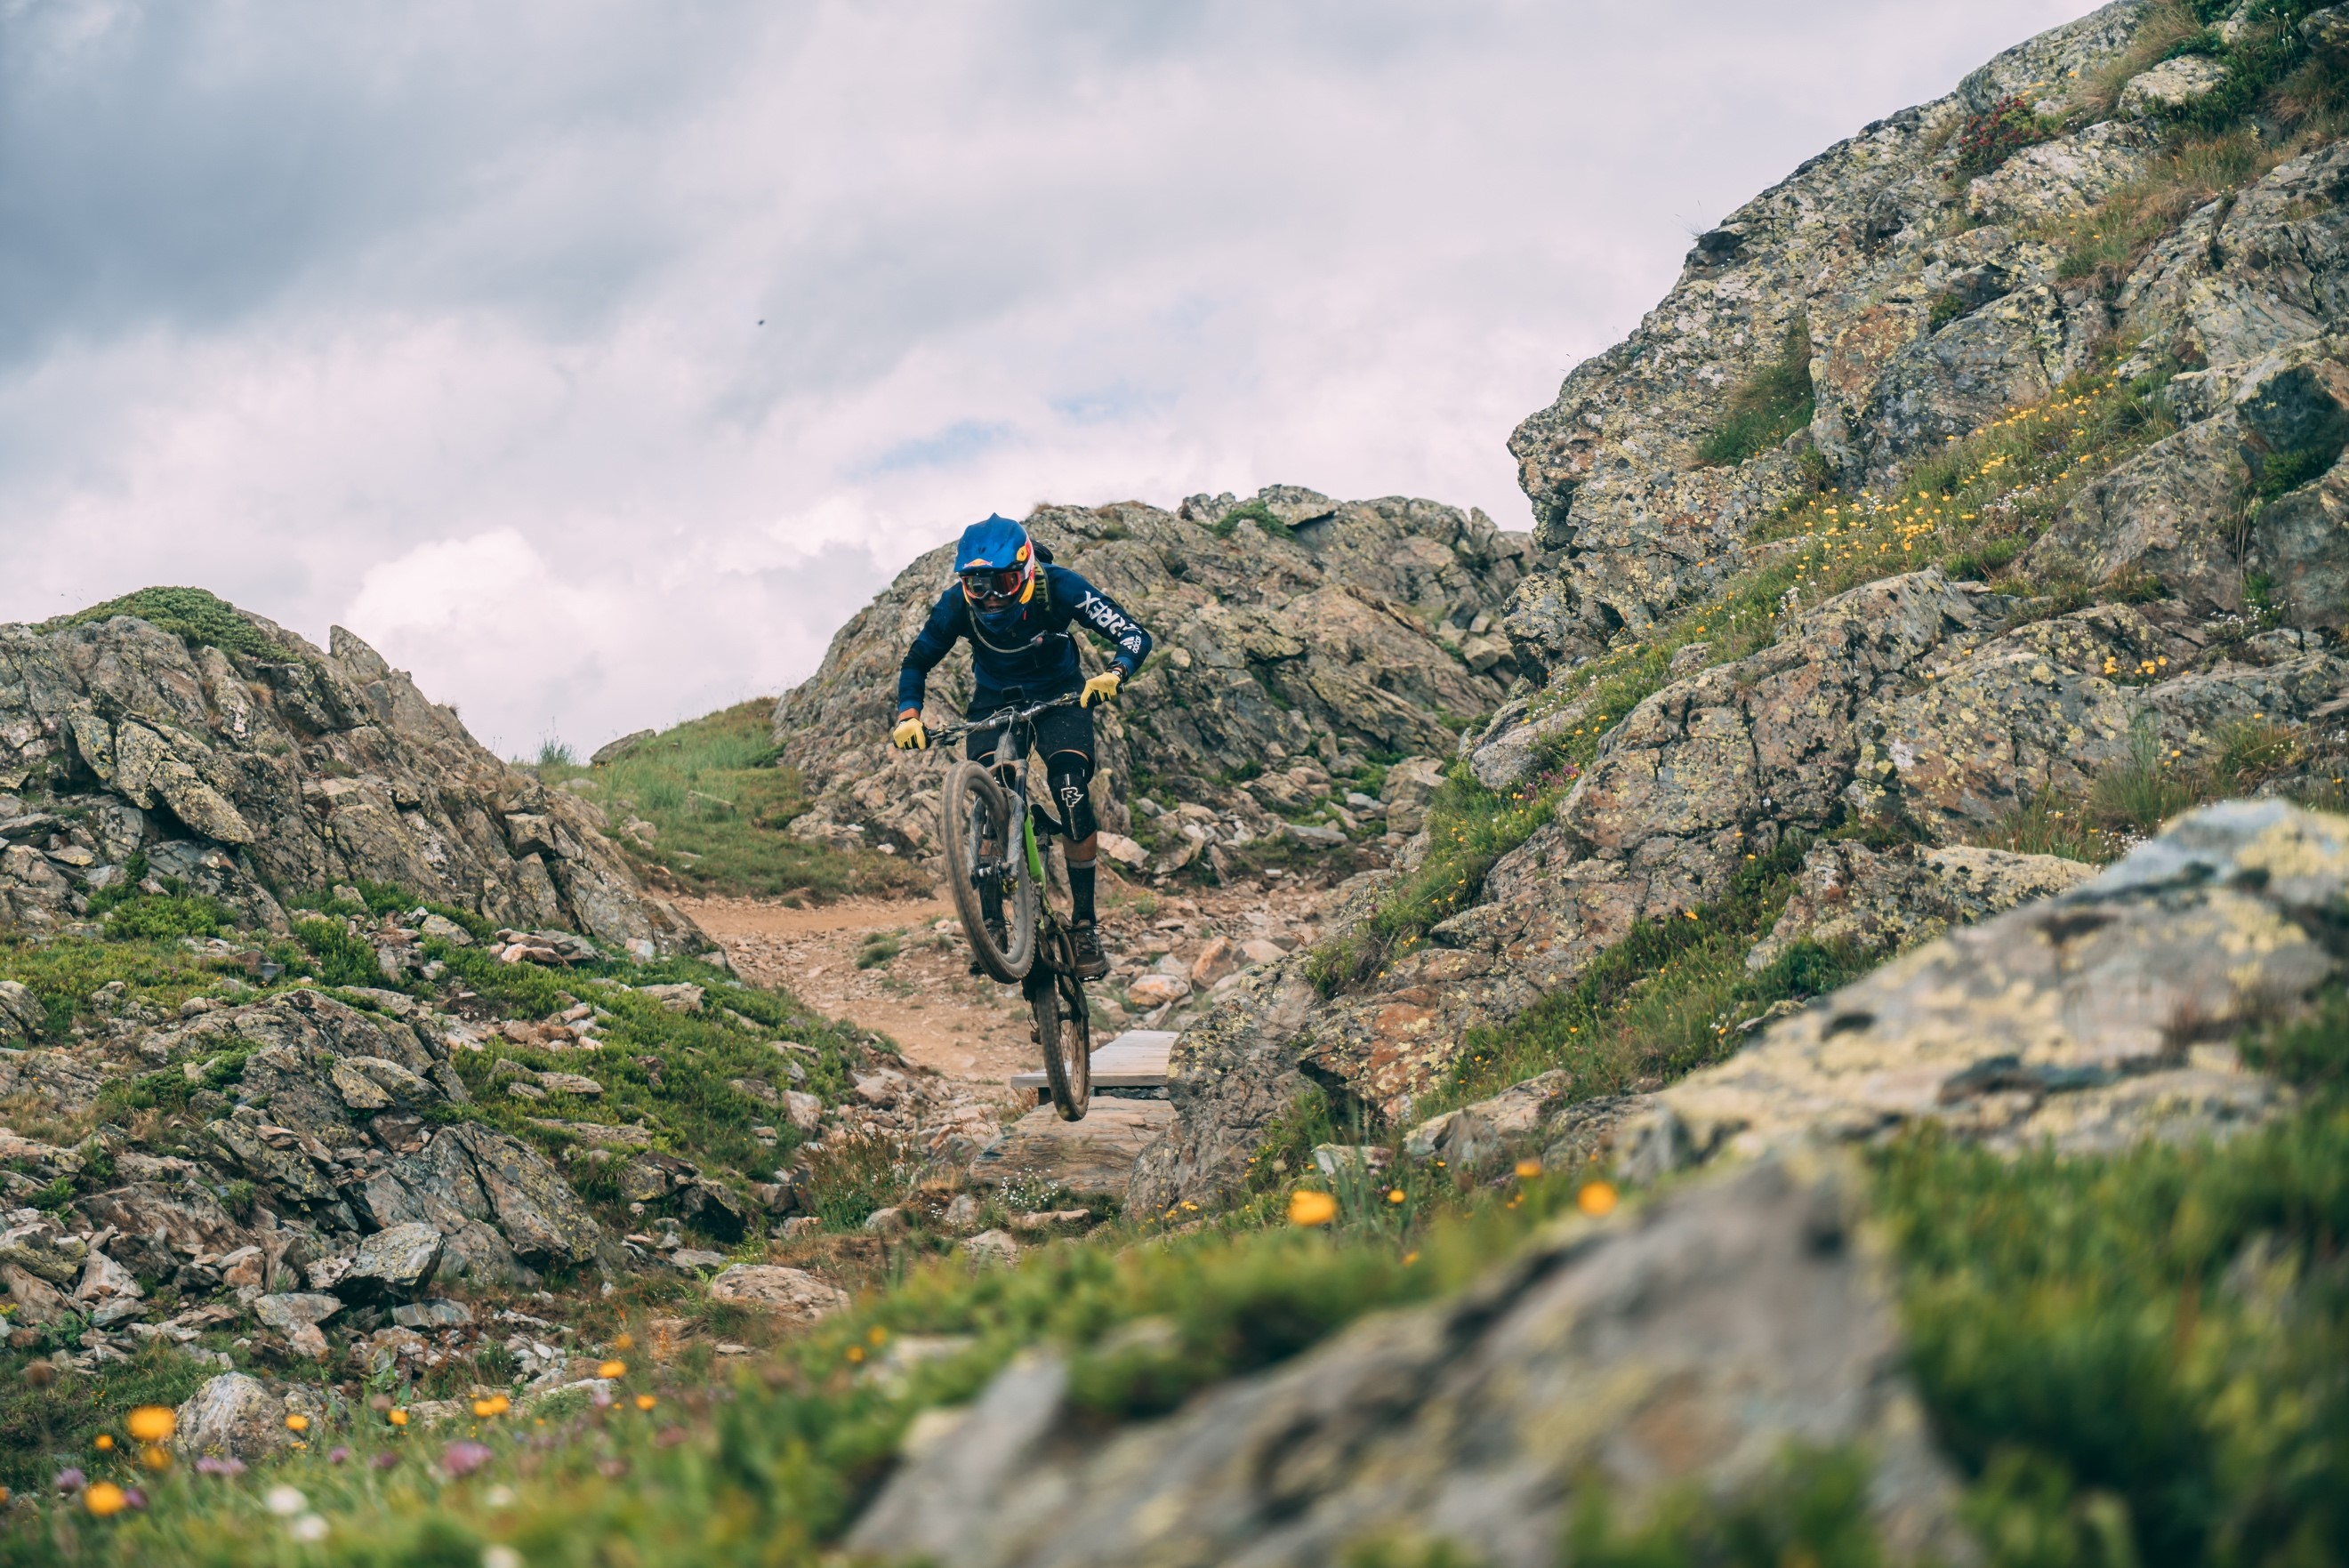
927,695,1091,1122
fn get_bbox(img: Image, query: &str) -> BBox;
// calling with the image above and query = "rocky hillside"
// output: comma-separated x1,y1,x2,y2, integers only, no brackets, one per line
0,588,702,957
1134,0,2349,1212
773,488,1532,881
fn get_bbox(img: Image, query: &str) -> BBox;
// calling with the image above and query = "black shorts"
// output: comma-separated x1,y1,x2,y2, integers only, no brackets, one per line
963,693,1095,765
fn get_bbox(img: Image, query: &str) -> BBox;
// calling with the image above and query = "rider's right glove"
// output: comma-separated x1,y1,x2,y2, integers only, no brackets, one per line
890,711,928,751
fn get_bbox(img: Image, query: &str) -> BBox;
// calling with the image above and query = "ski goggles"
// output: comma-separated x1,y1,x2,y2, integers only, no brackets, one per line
959,567,1026,605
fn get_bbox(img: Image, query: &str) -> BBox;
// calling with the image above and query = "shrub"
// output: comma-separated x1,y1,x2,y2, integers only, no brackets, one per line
99,892,231,941
1696,322,1815,467
48,586,287,660
1952,95,2057,178
1207,498,1284,540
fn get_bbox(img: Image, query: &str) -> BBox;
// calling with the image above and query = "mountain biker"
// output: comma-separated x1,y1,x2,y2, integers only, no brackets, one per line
891,514,1153,980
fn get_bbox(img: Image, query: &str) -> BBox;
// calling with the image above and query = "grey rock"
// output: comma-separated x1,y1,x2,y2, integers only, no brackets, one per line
862,1205,910,1237
705,1263,849,1323
590,729,656,766
971,1100,1176,1204
173,1371,290,1460
336,1221,443,1299
1667,802,2345,1158
2305,3,2349,57
964,1230,1021,1268
390,1298,473,1329
0,607,702,953
2118,53,2230,117
1746,840,2096,971
251,1292,342,1331
850,1153,1969,1568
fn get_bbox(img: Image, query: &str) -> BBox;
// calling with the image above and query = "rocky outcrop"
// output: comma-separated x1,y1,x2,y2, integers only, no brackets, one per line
1743,839,2093,970
1501,2,2150,668
771,489,1531,872
1662,800,2341,1161
0,595,701,953
851,1152,1971,1568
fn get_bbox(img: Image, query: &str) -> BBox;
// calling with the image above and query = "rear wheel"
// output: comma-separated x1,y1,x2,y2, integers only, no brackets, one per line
1031,925,1091,1122
943,760,1035,983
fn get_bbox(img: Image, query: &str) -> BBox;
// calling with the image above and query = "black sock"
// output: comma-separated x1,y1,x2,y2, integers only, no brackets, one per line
1068,860,1097,925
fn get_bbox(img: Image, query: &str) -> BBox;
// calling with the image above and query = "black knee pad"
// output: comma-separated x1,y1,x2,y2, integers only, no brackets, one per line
1048,752,1098,843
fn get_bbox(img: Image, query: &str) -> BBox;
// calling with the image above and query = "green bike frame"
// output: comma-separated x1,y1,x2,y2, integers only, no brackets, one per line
1022,809,1047,886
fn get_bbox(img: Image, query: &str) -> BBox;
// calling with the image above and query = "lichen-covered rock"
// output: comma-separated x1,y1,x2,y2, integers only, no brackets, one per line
334,1221,443,1299
173,1371,290,1460
772,491,1528,864
1965,121,2152,225
1663,801,2344,1159
969,1100,1176,1203
1501,3,2148,663
852,1153,1971,1568
2117,53,2231,117
0,600,702,953
1746,840,2094,970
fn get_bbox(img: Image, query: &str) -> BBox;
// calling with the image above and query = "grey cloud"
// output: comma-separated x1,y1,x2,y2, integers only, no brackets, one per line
0,0,2102,751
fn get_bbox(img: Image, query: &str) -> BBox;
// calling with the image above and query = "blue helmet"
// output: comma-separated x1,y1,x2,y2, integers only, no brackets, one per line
953,515,1038,635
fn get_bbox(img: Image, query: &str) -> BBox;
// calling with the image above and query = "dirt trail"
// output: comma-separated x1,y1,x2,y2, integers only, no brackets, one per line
683,875,1335,1090
682,893,1042,1084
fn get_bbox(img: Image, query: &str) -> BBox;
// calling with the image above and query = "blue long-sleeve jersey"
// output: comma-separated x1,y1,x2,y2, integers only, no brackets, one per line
897,563,1153,712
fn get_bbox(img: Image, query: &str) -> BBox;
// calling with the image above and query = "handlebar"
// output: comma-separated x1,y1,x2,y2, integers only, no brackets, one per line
921,692,1082,747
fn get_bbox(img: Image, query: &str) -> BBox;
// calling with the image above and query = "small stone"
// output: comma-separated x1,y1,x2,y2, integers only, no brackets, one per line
173,1372,289,1460
285,1323,330,1361
671,1249,730,1271
1189,937,1240,988
863,1205,910,1237
336,1223,442,1299
784,1090,824,1131
1240,939,1286,966
853,1071,907,1108
390,1299,474,1330
707,1264,849,1323
537,1073,603,1098
1126,975,1190,1009
418,913,473,945
777,1216,824,1240
638,983,705,1013
251,1293,342,1332
942,1194,980,1232
1096,832,1150,869
964,1230,1020,1268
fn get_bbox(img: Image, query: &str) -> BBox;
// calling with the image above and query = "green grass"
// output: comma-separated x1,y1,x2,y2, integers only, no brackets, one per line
45,588,289,662
1304,765,1558,995
1426,831,1870,1119
533,701,925,903
1206,497,1288,540
1875,985,2349,1568
1696,321,1815,467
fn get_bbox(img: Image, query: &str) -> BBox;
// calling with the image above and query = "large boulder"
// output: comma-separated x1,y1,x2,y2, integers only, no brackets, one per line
1664,801,2344,1160
851,1153,1972,1568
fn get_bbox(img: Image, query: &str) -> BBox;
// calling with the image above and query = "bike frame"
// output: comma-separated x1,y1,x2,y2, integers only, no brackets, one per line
931,693,1078,897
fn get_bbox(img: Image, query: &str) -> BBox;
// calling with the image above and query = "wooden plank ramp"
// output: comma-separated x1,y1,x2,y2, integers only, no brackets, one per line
1010,1029,1176,1100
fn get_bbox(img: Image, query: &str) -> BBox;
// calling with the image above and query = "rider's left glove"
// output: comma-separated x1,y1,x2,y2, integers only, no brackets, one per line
891,711,928,750
1080,671,1122,709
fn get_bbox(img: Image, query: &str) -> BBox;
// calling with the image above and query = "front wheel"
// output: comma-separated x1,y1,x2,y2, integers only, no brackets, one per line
943,760,1035,983
1031,925,1091,1122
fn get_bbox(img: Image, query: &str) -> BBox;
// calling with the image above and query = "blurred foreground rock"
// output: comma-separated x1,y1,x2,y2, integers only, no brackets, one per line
851,1152,1970,1568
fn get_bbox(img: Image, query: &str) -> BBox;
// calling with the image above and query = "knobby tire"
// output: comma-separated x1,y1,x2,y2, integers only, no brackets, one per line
1031,924,1091,1122
943,760,1035,983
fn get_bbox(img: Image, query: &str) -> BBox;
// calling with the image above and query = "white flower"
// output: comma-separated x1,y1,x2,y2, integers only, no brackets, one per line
288,1514,329,1543
265,1485,309,1516
484,1484,517,1508
483,1547,525,1568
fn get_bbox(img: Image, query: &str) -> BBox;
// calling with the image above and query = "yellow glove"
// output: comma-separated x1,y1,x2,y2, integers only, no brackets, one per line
890,711,928,750
1081,671,1122,709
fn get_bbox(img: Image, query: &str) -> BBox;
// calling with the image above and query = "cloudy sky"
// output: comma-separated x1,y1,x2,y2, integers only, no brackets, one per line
0,0,2099,757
